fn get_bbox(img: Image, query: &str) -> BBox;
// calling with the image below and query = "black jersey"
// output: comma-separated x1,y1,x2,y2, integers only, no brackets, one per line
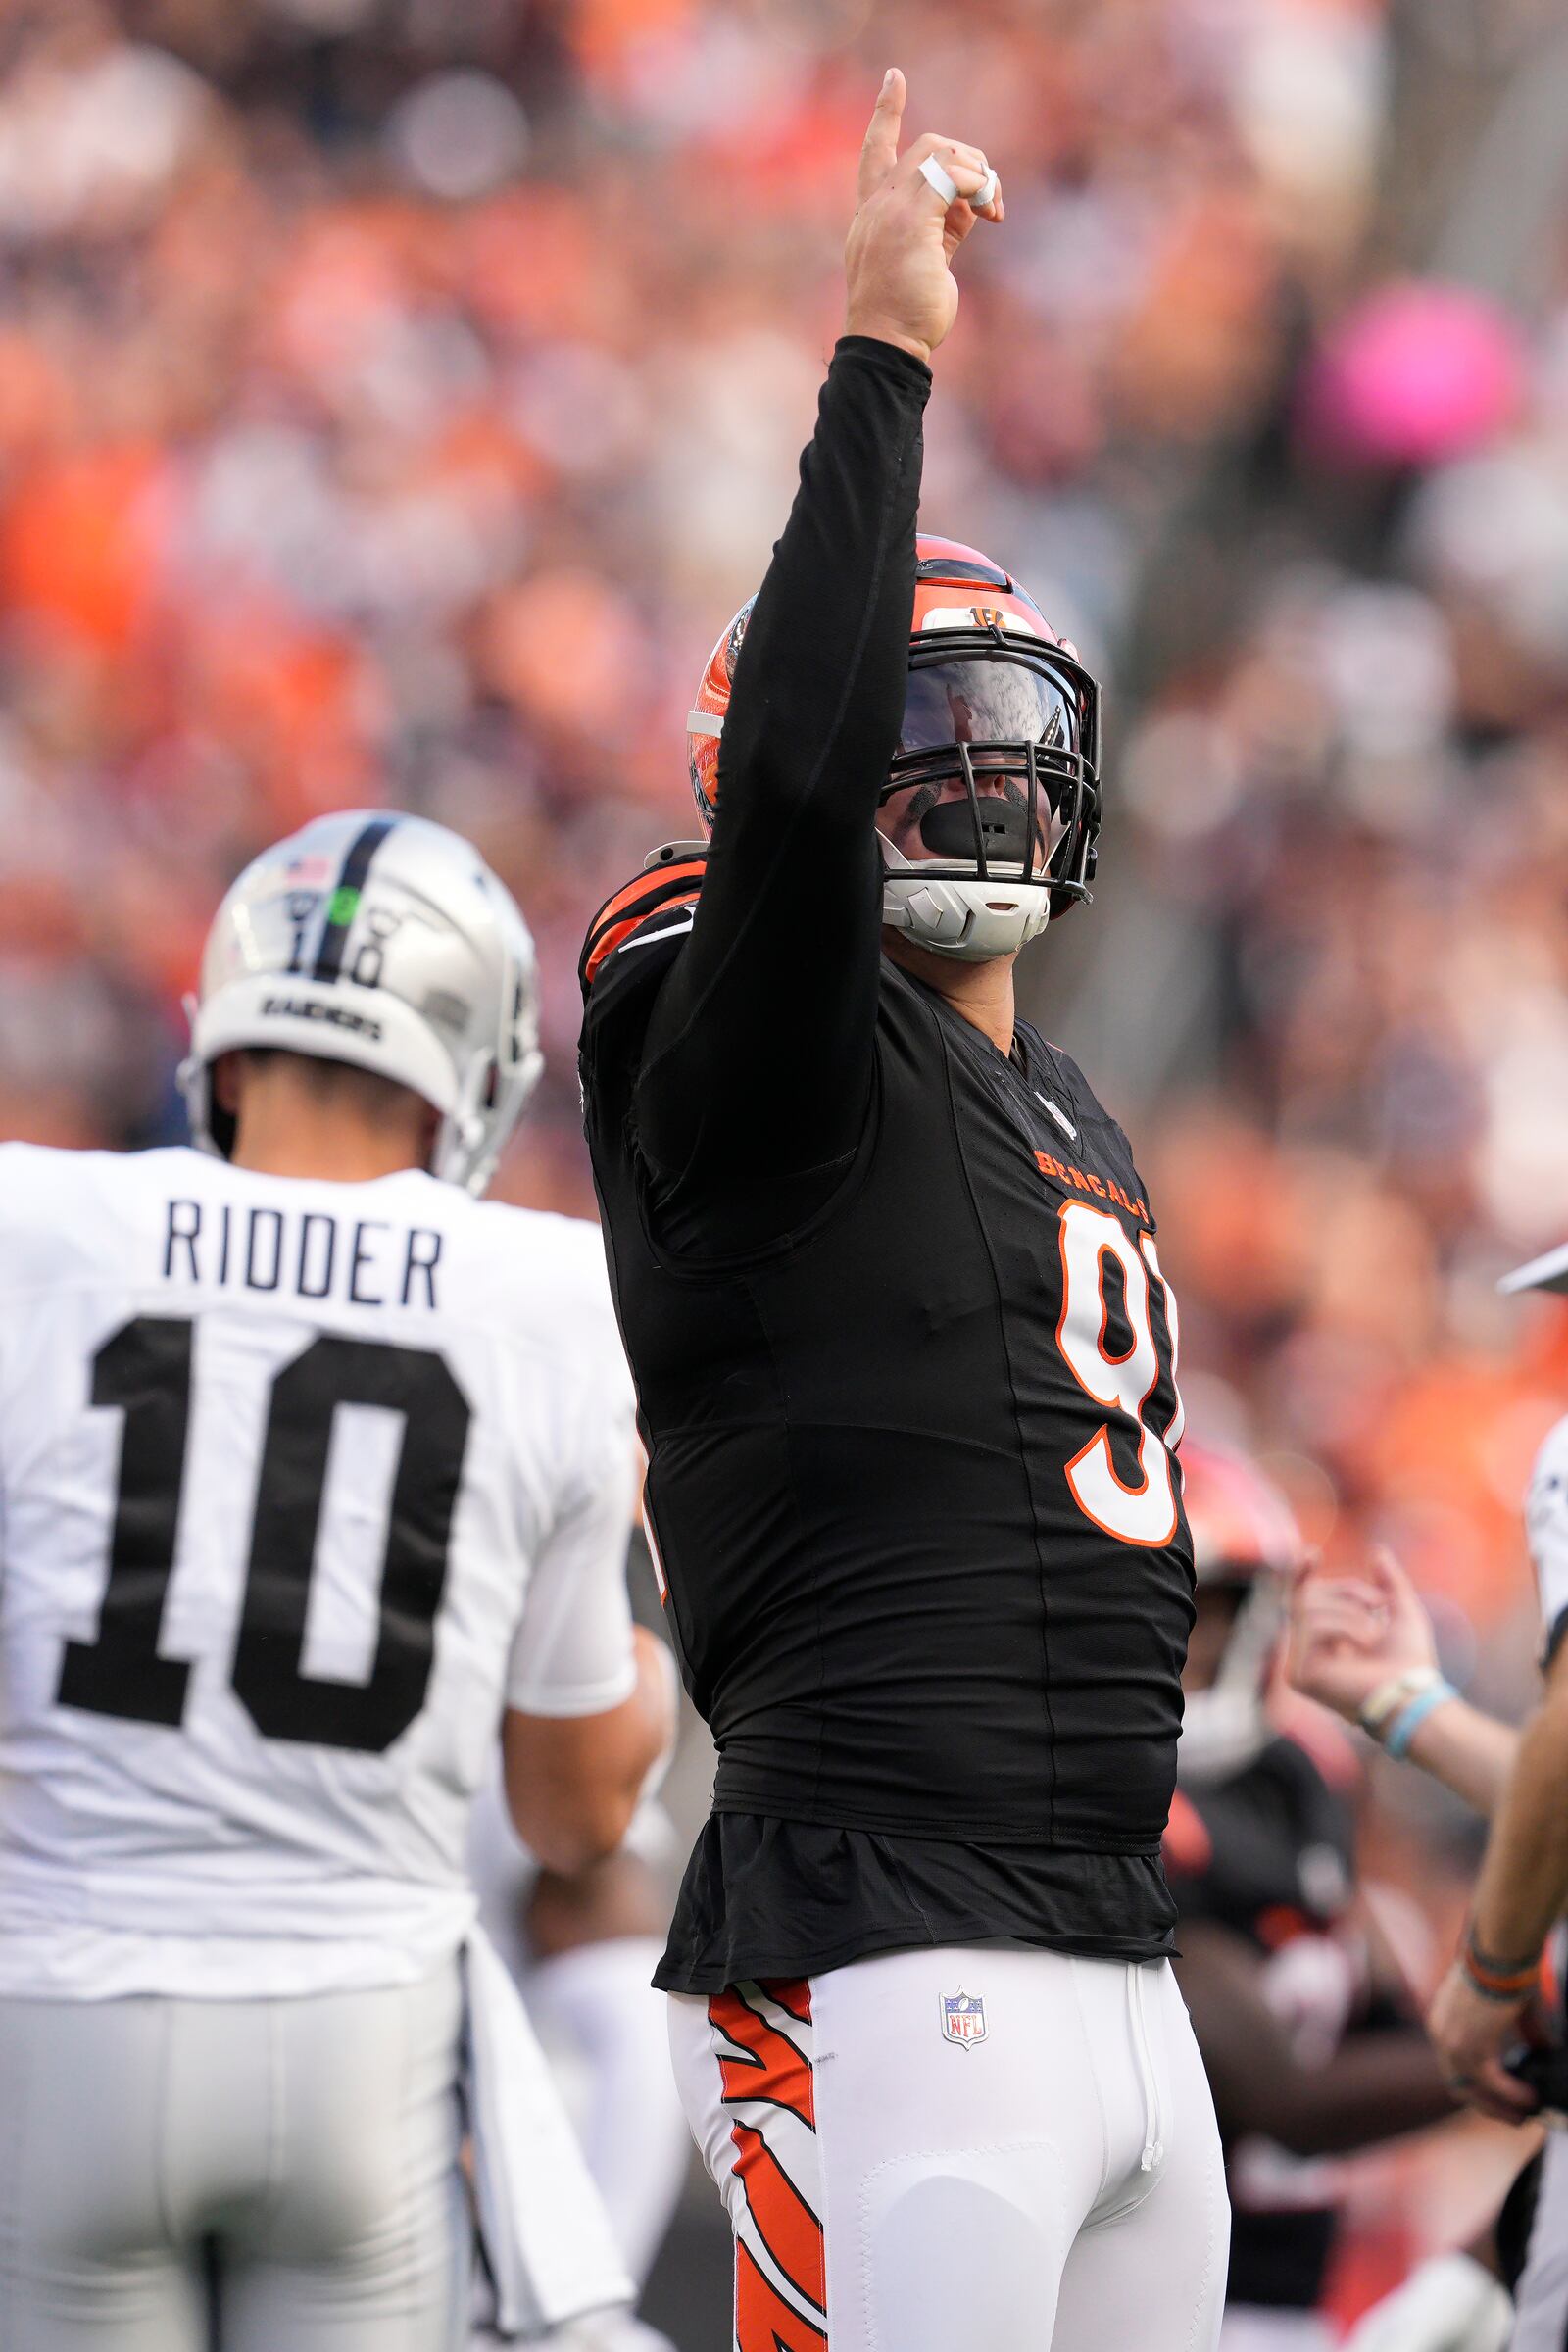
578,338,1194,1994
1166,1735,1358,2312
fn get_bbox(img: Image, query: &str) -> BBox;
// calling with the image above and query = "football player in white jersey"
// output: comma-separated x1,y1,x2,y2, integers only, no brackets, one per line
0,810,676,2352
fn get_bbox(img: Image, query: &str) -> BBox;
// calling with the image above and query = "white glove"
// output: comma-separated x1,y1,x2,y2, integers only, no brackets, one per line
1343,2254,1512,2352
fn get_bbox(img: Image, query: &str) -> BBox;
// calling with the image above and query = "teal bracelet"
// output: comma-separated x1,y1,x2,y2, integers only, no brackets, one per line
1384,1678,1458,1759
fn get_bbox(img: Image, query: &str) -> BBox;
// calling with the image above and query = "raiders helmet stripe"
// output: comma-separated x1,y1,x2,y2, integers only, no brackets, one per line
313,817,398,982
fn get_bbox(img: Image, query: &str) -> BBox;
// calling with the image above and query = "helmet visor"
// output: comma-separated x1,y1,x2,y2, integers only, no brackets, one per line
896,657,1077,760
881,658,1079,873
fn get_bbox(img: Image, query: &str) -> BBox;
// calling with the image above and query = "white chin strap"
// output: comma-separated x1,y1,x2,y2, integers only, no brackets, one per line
879,837,1052,963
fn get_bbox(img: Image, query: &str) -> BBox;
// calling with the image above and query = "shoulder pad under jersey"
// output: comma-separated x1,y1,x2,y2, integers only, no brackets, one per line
579,844,708,997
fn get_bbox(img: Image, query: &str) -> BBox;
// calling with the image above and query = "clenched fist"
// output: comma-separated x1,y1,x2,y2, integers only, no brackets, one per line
844,69,1004,368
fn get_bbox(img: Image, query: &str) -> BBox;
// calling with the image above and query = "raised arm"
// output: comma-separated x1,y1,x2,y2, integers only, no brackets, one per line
634,74,1003,1186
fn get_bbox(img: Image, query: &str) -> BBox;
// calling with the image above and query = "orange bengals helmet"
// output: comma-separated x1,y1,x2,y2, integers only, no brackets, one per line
1179,1442,1304,1784
687,535,1102,962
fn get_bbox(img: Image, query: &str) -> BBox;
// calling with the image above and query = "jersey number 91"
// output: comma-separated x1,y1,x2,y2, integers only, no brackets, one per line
1055,1202,1184,1548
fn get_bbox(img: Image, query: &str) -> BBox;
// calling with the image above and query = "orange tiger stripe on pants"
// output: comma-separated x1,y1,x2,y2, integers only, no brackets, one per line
729,2120,825,2313
704,1981,828,2348
736,2239,827,2352
708,1985,815,2127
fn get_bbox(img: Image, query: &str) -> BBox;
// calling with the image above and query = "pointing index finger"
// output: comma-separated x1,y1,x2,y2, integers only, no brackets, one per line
858,68,905,206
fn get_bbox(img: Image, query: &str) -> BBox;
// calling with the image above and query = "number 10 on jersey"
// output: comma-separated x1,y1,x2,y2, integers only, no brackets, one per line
57,1317,471,1754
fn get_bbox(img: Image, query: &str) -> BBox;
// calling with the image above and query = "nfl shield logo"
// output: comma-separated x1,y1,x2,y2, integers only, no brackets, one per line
941,1990,987,2048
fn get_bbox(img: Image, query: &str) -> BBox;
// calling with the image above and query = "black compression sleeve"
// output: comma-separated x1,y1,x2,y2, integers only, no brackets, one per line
634,337,931,1185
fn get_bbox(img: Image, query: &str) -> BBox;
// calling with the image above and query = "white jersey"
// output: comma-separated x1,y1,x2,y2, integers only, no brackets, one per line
0,1143,638,2000
1527,1411,1568,1651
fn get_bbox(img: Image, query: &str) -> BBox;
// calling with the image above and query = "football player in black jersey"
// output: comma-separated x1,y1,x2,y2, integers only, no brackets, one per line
578,72,1225,2352
1165,1446,1457,2351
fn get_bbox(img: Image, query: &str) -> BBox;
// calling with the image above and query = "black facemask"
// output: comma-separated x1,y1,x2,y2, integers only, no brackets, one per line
877,637,1102,912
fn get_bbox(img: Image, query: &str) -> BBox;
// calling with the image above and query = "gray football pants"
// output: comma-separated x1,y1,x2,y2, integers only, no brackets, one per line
1512,2127,1568,2350
0,1965,471,2352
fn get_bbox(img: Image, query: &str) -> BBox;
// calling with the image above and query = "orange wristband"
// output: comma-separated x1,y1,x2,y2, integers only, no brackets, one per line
1463,1928,1541,2003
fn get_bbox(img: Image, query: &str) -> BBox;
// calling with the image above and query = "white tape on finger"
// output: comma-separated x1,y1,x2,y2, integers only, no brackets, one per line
918,155,998,210
919,155,960,208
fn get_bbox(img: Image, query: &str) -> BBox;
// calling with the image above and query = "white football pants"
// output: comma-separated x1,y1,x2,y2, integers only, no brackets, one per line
670,1944,1229,2352
0,1965,469,2352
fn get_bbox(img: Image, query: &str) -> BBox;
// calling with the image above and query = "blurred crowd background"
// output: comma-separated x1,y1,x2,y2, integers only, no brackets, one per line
4,0,1568,2333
